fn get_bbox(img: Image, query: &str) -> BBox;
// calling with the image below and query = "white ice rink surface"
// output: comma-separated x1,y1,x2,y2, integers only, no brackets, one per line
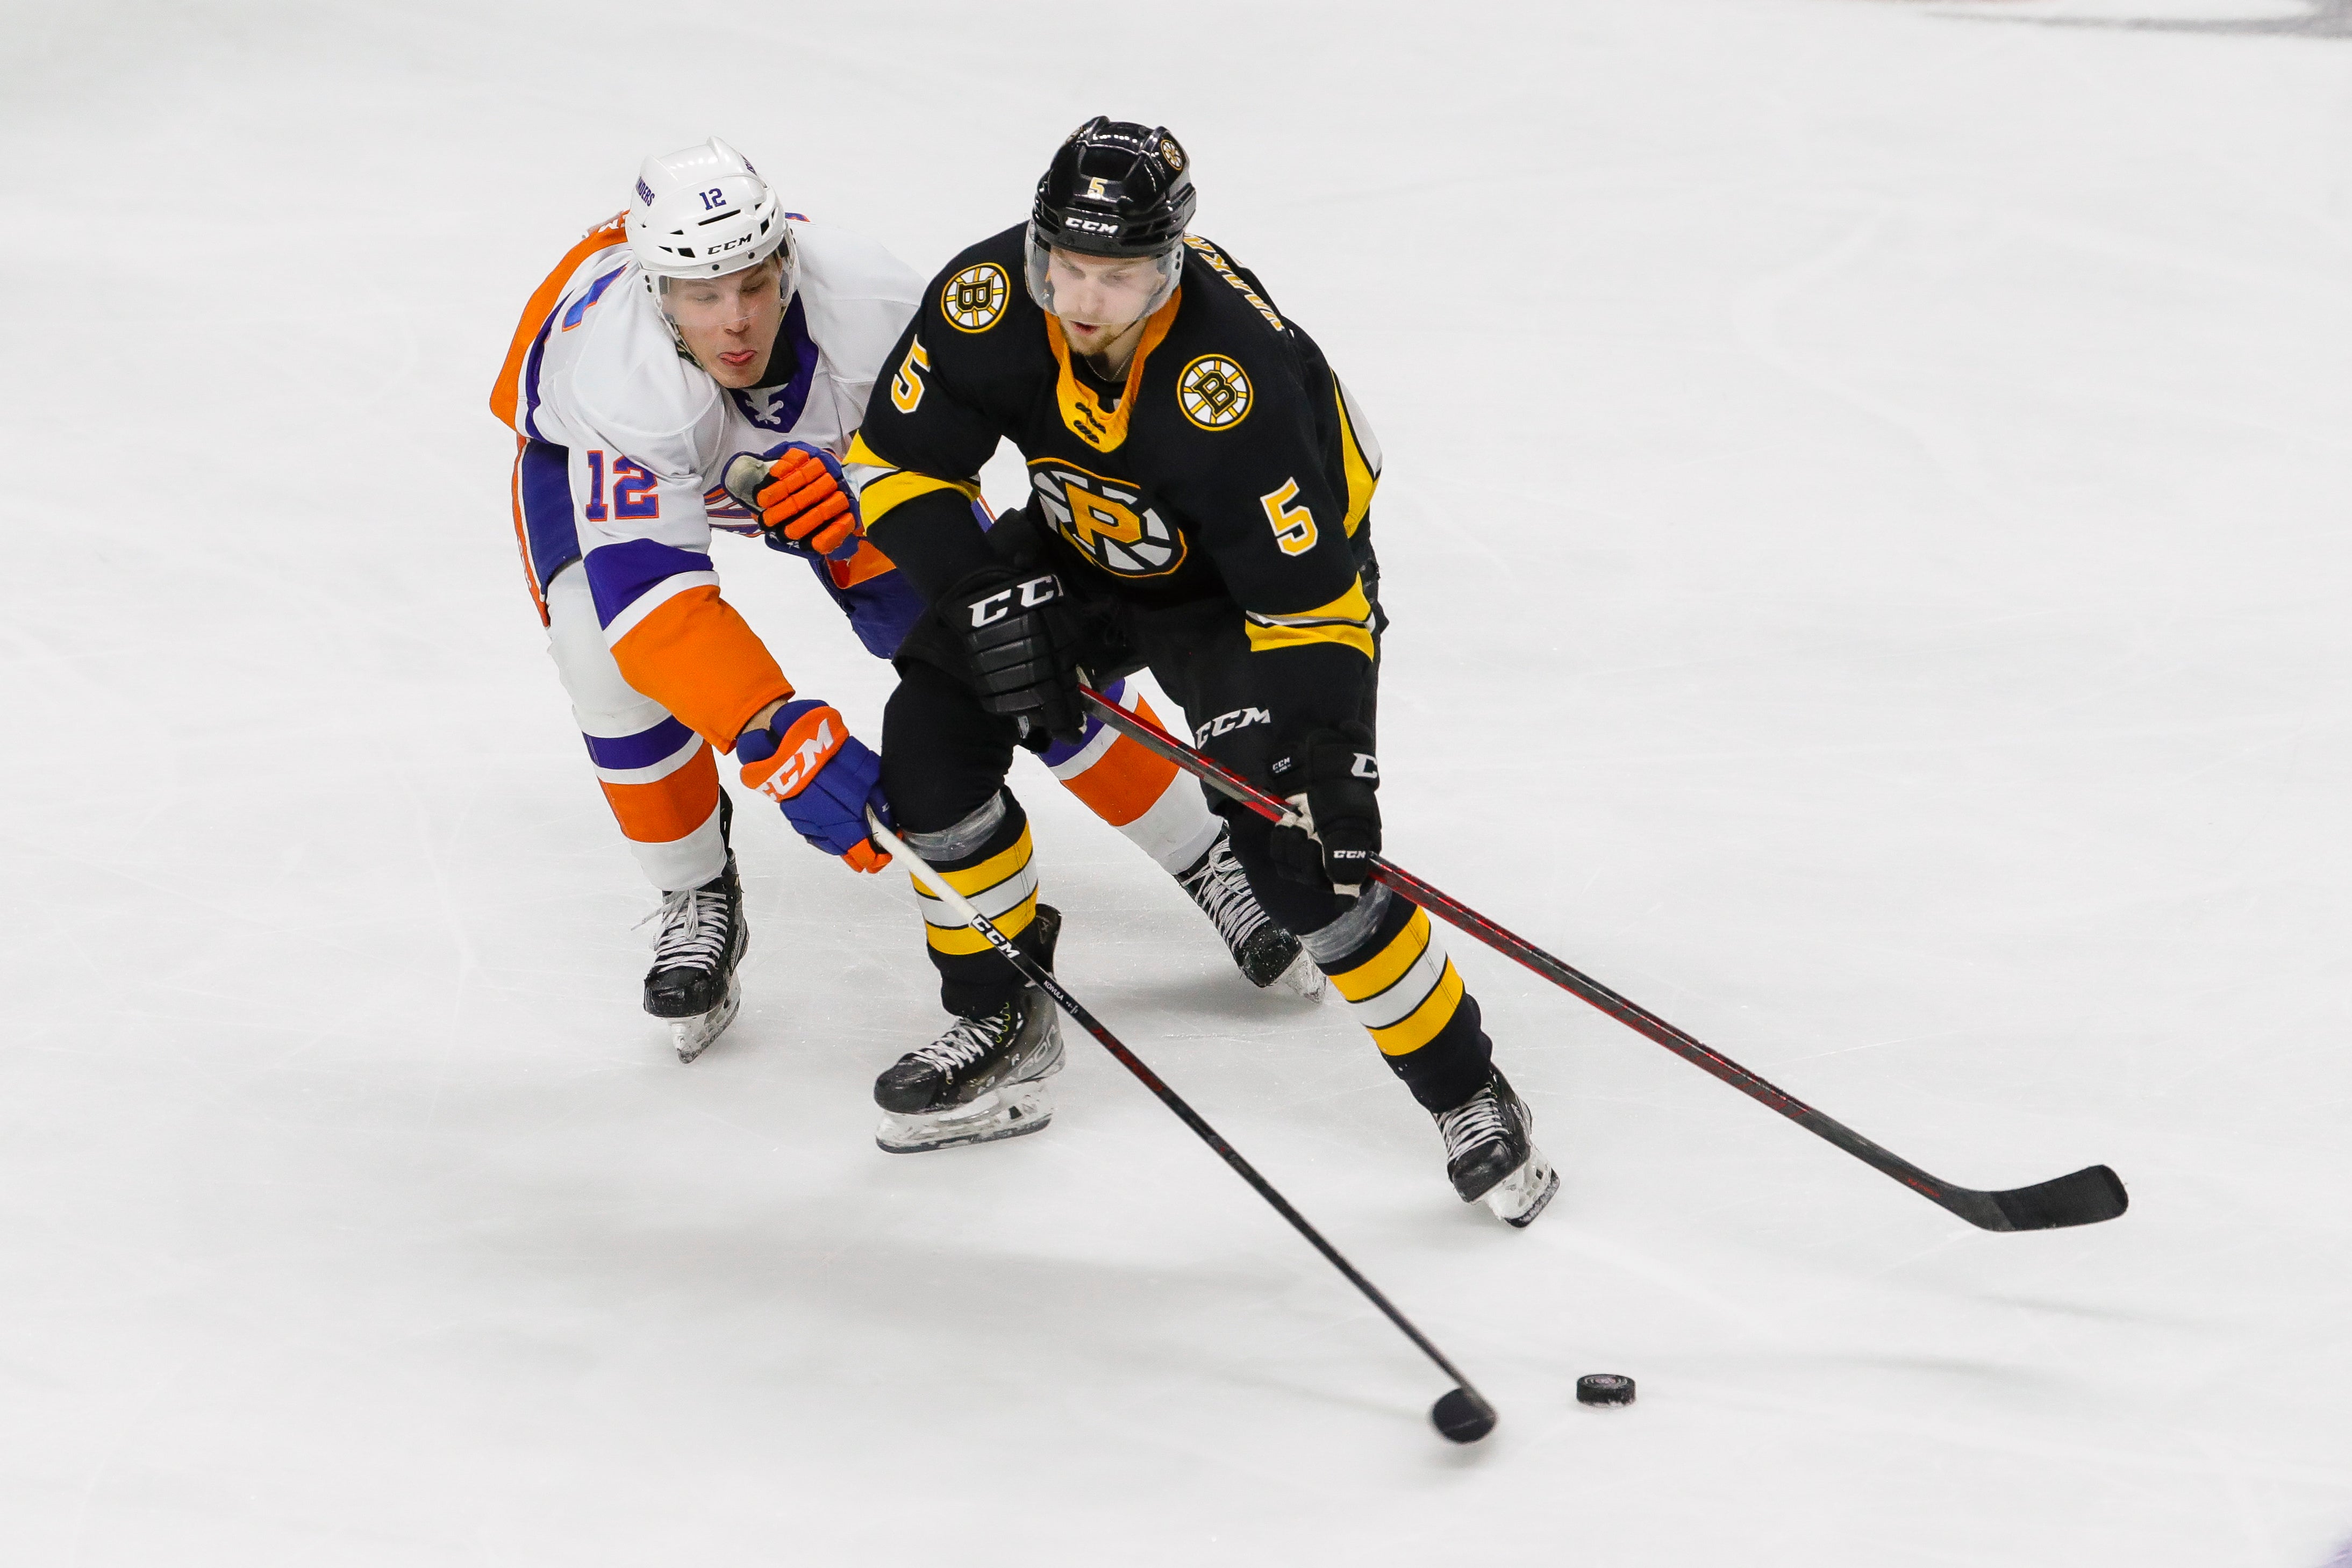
5,0,2350,1562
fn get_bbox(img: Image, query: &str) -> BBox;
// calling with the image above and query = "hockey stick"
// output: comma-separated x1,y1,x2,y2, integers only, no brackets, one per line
1076,685,2128,1234
864,808,1501,1444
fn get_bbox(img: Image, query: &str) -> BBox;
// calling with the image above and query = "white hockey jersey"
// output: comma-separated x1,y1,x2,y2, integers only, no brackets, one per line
491,212,924,748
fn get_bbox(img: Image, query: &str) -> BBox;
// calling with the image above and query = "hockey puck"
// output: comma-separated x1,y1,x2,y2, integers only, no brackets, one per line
1431,1387,1497,1443
1575,1373,1635,1407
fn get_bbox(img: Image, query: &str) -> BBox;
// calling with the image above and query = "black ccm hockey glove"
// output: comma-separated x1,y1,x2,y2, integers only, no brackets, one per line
943,564,1085,752
1267,722,1381,892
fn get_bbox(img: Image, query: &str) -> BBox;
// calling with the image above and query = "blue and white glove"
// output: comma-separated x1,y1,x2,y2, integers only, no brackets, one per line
735,699,893,872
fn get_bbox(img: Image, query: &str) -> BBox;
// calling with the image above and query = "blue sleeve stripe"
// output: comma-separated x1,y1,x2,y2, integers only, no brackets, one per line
581,715,697,771
561,267,627,331
519,313,557,443
584,538,715,629
519,439,578,593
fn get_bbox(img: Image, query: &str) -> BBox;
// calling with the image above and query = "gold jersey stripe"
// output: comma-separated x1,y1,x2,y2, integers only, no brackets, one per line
1368,958,1467,1057
1333,384,1378,538
1243,577,1376,661
1244,619,1377,660
842,432,980,527
861,473,981,526
1328,907,1433,1004
926,891,1039,955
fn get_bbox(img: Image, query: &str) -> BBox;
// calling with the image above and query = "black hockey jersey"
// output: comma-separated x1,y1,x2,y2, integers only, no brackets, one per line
847,223,1384,746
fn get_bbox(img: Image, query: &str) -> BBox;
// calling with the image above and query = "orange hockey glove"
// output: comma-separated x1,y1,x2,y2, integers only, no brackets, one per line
720,444,864,562
759,446,860,559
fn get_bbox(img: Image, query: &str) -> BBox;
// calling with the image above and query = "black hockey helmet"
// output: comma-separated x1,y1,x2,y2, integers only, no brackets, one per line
1031,117,1196,259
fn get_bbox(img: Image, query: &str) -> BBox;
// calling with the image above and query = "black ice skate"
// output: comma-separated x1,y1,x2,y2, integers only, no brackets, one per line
1176,825,1325,1000
641,807,747,1063
1433,1068,1559,1228
874,906,1067,1154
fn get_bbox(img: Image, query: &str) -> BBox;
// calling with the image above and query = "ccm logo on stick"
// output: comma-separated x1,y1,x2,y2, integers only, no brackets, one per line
969,575,1061,627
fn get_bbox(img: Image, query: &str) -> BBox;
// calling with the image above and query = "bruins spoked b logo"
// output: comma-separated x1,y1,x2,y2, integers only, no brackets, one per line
941,263,1009,333
1031,461,1188,578
1178,354,1251,430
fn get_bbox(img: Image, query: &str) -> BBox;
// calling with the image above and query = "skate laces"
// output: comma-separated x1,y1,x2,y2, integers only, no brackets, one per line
1179,838,1268,953
912,1008,1012,1076
1436,1088,1510,1163
639,885,731,972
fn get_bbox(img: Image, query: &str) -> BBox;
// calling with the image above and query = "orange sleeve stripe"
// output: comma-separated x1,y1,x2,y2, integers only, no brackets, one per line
610,585,796,749
598,744,719,843
490,213,629,429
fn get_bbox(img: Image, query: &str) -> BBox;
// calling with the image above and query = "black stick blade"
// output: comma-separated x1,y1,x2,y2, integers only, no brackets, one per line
1432,1387,1497,1444
1985,1164,2129,1231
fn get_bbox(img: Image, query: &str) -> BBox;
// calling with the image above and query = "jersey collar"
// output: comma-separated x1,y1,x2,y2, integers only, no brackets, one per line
727,292,821,433
1043,289,1181,455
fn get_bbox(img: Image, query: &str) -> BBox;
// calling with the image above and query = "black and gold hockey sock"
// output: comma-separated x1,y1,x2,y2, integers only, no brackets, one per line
905,789,1049,1019
1303,884,1493,1112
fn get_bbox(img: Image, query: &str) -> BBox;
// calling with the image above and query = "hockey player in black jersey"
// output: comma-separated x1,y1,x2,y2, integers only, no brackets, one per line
846,117,1556,1225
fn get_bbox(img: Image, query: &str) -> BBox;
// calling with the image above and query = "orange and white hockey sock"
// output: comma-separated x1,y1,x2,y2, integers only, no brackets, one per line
1039,678,1220,874
545,563,727,893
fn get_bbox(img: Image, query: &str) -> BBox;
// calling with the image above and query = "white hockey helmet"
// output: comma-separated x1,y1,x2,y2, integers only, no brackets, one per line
627,137,796,289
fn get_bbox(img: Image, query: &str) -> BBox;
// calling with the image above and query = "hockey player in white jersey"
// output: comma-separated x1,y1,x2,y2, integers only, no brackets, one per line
490,139,1317,1065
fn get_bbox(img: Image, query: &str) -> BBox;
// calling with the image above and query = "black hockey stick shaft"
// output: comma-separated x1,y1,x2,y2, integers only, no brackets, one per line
866,810,1497,1430
1078,685,2127,1234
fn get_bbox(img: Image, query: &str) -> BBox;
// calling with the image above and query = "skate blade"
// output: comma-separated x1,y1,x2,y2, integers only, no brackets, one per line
1274,949,1328,1003
1482,1147,1560,1229
671,972,743,1064
876,1083,1055,1155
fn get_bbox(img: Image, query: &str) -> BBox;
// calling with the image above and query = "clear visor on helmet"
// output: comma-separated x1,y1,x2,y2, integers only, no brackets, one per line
652,248,789,325
1023,223,1182,327
646,249,795,374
